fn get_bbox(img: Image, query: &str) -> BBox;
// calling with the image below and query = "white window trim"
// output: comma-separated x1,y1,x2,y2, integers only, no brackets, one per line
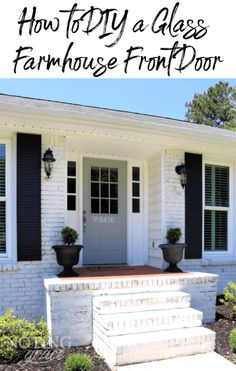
0,139,16,262
202,159,233,258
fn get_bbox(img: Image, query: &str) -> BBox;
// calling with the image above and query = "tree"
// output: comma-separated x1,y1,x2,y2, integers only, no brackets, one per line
185,81,236,130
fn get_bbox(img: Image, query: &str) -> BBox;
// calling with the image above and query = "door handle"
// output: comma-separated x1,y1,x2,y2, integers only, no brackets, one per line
83,210,87,233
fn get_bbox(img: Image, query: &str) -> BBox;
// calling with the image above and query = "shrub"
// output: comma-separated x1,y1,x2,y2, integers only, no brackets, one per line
166,228,182,244
61,226,79,245
64,353,93,371
230,328,236,352
220,281,236,320
0,309,49,363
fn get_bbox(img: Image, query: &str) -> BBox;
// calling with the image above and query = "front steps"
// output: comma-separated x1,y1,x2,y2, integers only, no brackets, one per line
93,291,215,368
94,291,191,313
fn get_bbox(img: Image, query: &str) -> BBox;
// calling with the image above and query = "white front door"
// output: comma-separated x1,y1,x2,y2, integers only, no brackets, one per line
83,158,127,264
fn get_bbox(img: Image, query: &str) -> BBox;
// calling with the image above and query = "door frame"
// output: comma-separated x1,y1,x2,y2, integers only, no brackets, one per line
76,153,148,266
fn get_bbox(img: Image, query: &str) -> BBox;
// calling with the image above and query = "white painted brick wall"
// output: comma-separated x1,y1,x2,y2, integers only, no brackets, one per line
149,149,185,268
0,135,66,321
180,259,236,294
163,149,185,237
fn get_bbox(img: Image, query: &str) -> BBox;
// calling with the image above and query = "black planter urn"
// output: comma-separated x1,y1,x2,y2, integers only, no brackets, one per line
159,243,186,273
52,245,83,277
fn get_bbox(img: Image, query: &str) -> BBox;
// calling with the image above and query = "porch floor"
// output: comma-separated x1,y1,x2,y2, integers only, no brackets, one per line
63,265,188,280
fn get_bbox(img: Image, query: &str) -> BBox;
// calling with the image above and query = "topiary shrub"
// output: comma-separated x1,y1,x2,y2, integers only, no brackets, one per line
0,309,49,363
61,226,79,245
220,281,236,320
230,328,236,352
166,228,182,244
64,353,93,371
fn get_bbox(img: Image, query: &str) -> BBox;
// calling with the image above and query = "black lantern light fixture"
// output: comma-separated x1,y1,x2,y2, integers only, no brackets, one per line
175,163,187,189
42,148,56,178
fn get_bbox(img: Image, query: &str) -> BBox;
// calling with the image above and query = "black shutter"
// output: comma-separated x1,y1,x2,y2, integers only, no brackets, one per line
17,133,41,261
185,153,202,259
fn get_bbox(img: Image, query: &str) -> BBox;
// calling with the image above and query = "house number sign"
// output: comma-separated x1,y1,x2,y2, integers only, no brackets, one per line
93,216,115,224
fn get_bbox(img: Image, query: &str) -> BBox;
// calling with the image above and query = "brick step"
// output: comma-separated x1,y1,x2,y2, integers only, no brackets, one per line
93,291,190,314
94,307,202,335
93,327,215,366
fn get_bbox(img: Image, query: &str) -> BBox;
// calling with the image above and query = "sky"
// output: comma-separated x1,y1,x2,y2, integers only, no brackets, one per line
0,78,235,120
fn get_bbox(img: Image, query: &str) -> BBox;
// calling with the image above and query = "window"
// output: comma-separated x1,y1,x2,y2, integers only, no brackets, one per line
132,167,140,213
90,167,118,214
67,161,76,210
204,164,229,252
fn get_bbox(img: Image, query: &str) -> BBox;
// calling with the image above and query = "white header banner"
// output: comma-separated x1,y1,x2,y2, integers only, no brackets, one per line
0,0,235,78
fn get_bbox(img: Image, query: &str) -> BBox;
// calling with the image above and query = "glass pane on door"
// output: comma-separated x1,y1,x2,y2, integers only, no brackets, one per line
90,166,118,214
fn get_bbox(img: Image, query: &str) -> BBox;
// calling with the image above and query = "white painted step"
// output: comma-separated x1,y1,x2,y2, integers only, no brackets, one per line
93,327,215,366
94,308,202,335
93,291,190,314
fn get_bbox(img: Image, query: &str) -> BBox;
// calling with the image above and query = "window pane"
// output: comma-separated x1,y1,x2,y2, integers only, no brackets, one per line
67,161,76,177
91,198,99,213
215,166,229,207
204,210,227,251
110,199,118,214
101,199,109,214
101,168,109,182
204,210,212,250
67,178,76,194
67,195,76,211
0,144,5,197
132,167,140,181
110,168,118,182
90,166,119,214
205,165,229,207
0,202,6,253
215,211,228,250
101,183,108,198
132,198,140,213
205,165,212,206
110,184,118,198
132,182,140,197
91,182,99,197
91,167,99,181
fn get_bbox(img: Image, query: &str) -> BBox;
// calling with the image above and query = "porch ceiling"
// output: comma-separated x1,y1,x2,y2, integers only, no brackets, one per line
67,134,161,160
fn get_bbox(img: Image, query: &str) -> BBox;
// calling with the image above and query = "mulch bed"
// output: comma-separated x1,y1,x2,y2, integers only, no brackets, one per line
0,303,235,370
0,345,111,371
206,303,236,364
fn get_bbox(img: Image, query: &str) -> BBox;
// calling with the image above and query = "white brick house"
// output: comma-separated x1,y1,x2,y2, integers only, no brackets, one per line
0,93,236,324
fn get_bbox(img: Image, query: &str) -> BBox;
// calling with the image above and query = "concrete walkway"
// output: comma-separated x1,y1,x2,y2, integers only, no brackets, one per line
116,352,236,371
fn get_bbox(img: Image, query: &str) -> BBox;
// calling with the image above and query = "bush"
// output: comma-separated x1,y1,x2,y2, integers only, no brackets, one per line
230,328,236,352
64,353,93,371
61,226,79,245
0,309,49,363
166,228,182,244
220,281,236,320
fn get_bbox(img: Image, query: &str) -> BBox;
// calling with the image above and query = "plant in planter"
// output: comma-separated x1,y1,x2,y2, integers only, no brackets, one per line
159,228,186,273
52,227,83,277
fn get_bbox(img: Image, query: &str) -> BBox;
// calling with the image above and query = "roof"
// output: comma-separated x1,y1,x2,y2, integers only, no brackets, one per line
0,93,235,145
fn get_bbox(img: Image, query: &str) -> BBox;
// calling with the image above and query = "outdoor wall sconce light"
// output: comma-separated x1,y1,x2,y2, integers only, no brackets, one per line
42,148,56,178
175,163,187,188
